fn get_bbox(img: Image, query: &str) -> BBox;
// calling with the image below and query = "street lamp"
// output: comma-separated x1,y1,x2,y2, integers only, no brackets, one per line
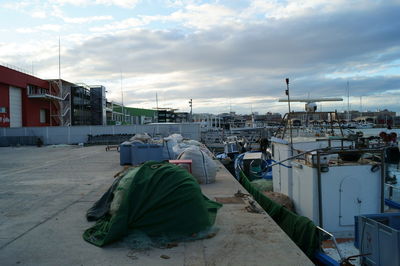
189,99,193,122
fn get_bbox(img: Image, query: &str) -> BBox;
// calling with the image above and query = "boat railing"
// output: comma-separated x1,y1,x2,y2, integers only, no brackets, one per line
316,226,345,263
385,183,400,209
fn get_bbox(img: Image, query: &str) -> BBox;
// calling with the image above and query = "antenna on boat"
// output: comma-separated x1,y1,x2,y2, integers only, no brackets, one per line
285,78,293,154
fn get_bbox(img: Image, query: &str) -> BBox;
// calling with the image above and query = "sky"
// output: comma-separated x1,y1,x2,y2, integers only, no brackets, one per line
1,0,400,115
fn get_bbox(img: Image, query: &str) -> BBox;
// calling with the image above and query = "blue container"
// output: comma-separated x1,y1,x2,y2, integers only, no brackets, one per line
355,213,400,266
224,142,239,154
131,143,164,165
119,141,132,165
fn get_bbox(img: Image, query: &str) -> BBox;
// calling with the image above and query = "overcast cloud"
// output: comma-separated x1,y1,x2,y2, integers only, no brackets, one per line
1,0,399,114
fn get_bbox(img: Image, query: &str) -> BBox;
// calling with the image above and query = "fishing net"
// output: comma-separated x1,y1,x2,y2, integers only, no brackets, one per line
83,161,222,247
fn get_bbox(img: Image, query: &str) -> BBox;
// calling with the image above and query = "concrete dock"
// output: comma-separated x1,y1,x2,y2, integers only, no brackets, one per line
0,145,312,265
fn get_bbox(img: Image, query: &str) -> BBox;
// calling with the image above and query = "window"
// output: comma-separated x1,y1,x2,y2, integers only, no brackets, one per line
28,84,48,95
40,109,46,123
0,107,6,113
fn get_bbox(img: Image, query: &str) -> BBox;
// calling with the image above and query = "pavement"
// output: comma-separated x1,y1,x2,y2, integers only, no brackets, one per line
0,145,313,266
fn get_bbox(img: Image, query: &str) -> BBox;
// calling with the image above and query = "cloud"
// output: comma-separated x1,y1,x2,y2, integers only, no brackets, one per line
3,0,400,114
240,0,385,20
49,4,113,24
42,2,400,112
31,10,47,18
39,24,62,31
167,3,237,30
16,24,62,33
90,3,238,33
1,1,31,10
96,0,140,8
90,18,144,32
1,0,50,19
1,1,114,23
64,4,400,76
62,15,113,24
48,0,140,8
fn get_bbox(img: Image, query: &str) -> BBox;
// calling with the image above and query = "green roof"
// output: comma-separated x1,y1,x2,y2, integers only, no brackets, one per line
125,107,156,116
112,104,156,117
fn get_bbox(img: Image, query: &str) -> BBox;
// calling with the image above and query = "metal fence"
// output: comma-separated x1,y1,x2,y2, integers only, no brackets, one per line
0,123,200,145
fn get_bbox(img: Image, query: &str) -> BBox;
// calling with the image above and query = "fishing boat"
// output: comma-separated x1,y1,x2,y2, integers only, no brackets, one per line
271,125,385,237
218,80,400,264
268,82,400,265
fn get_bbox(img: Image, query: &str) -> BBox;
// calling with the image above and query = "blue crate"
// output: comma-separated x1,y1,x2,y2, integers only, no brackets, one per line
355,212,400,266
119,141,132,165
131,143,164,165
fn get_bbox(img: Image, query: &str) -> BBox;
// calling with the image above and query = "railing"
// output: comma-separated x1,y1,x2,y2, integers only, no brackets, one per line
50,101,61,126
60,98,71,126
62,90,70,100
61,105,70,117
0,62,35,76
385,183,400,209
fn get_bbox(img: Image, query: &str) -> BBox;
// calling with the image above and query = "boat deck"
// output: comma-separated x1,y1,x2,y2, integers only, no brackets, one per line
0,145,312,265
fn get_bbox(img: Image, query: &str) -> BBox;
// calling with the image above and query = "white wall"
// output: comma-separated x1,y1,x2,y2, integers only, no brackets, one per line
0,123,201,145
9,86,22,127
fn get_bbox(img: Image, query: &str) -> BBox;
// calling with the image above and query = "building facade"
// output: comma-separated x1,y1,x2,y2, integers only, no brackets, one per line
338,109,397,126
70,85,107,126
0,65,61,128
192,113,223,129
0,64,170,128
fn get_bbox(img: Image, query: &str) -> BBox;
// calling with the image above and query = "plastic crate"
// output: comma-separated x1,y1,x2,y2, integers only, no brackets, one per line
131,143,164,165
355,213,400,266
119,141,132,165
224,142,239,154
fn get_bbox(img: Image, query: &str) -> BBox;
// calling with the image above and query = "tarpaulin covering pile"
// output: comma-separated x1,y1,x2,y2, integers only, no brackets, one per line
239,171,320,259
177,147,217,184
83,161,222,247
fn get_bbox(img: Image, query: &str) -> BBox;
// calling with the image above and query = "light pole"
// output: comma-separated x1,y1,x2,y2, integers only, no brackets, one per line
189,99,193,122
285,78,293,154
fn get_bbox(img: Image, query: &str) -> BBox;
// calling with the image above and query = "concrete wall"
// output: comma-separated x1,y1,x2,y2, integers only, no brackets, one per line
0,123,201,145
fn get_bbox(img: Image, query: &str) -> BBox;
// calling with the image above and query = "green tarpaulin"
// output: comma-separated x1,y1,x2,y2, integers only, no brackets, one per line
240,172,321,259
83,161,222,247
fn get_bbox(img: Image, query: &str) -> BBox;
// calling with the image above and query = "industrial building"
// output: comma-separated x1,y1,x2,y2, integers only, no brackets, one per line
0,64,158,128
0,65,108,128
156,108,190,123
0,65,62,127
69,84,107,126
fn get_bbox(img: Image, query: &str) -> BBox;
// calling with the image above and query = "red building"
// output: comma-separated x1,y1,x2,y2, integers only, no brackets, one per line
0,65,62,127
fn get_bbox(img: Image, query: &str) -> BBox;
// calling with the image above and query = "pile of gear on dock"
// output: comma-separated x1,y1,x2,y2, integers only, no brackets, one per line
119,133,217,184
83,133,222,247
